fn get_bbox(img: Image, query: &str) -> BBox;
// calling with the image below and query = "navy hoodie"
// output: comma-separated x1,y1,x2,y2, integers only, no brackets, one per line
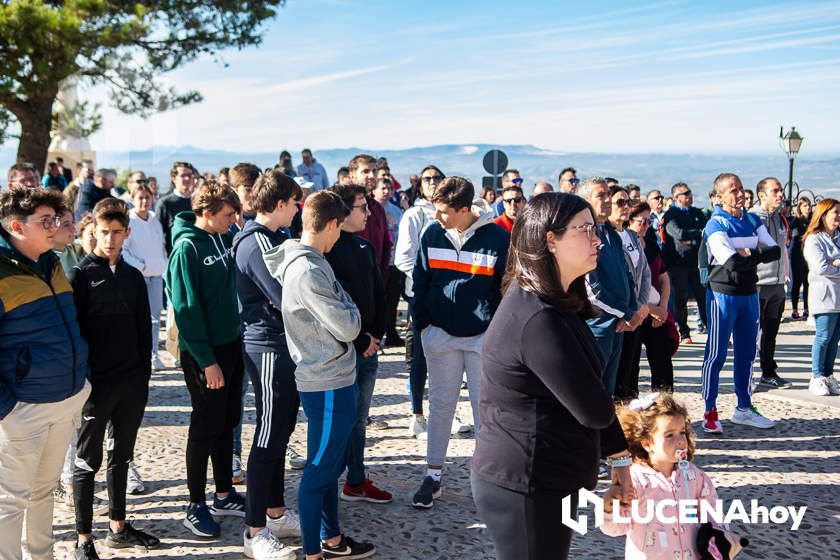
412,208,509,337
232,220,290,353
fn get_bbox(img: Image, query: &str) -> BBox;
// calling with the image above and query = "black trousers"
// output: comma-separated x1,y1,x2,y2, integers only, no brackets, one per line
471,473,576,560
758,284,785,378
73,377,148,533
670,265,708,338
182,337,244,503
385,266,404,340
614,327,642,401
243,348,300,527
790,253,809,312
637,318,675,393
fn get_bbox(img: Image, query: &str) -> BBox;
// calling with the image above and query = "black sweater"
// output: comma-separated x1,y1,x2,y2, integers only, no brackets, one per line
662,205,708,268
473,283,628,493
70,254,152,384
325,230,386,353
156,193,193,254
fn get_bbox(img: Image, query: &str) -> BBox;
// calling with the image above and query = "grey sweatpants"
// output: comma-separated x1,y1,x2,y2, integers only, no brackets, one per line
420,325,482,467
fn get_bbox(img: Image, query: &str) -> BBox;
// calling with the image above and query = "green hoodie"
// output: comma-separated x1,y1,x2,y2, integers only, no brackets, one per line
164,212,240,368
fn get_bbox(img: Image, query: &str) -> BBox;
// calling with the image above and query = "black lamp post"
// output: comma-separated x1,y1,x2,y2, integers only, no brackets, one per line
780,126,804,206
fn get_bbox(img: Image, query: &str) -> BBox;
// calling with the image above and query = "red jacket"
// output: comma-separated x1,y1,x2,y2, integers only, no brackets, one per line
359,196,392,279
494,213,514,233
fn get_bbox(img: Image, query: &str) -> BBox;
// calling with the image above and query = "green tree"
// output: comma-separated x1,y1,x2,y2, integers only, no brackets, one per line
0,1,284,170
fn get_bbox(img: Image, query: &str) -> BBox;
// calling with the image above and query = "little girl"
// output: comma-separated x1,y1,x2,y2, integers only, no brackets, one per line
601,393,740,560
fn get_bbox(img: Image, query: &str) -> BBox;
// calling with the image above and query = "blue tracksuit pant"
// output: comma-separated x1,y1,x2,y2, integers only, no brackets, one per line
701,290,759,411
298,385,357,555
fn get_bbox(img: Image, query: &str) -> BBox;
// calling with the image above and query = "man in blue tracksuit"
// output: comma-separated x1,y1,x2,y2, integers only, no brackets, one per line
578,177,645,395
701,173,781,434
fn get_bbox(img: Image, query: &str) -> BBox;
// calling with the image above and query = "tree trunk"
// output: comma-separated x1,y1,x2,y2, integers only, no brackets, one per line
13,96,56,173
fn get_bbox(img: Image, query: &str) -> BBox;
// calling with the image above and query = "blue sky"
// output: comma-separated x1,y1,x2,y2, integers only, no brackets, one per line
84,0,840,155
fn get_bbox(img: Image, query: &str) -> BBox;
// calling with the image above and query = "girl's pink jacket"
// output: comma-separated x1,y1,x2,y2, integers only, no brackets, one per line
601,461,723,560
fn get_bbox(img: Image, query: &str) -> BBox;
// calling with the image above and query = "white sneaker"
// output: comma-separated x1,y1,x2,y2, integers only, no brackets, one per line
408,415,428,439
152,356,166,370
731,406,776,429
810,377,832,396
451,415,472,434
127,461,145,494
266,509,301,538
232,454,245,484
286,448,306,470
244,528,295,560
825,376,840,395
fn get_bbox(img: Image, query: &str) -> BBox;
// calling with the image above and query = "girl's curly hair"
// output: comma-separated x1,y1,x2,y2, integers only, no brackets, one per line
616,393,696,465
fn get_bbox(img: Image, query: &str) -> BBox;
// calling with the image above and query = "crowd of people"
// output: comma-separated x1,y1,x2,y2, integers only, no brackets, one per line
1,148,838,560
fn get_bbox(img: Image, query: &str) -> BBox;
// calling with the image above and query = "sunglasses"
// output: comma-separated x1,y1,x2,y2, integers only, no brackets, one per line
649,195,663,201
566,178,581,185
510,178,524,185
633,217,652,225
421,175,444,184
613,199,630,208
676,190,692,197
503,196,524,204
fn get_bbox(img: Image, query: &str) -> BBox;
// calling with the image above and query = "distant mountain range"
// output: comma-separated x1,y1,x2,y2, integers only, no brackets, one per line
3,144,839,199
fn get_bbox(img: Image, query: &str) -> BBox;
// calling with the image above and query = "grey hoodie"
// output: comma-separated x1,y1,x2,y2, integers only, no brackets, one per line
263,239,361,392
750,206,789,285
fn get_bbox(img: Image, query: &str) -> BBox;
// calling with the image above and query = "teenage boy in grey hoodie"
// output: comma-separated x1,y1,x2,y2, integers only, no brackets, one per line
263,190,376,560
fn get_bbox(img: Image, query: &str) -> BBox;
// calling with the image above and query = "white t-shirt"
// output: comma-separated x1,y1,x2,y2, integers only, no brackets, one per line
618,229,641,269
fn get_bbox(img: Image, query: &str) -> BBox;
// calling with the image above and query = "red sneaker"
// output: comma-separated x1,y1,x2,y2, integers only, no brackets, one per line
703,408,723,434
340,478,393,503
681,337,693,345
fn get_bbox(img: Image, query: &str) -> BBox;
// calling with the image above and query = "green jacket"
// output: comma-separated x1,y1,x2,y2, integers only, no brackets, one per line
164,212,240,368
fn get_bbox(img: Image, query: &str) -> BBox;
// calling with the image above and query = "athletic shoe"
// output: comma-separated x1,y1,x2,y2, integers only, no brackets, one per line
680,337,693,345
703,408,723,434
127,461,145,494
731,406,776,429
184,502,221,537
105,522,161,549
232,454,245,485
597,462,610,479
244,528,295,560
452,415,472,434
341,478,393,503
407,415,428,439
321,534,376,559
697,324,707,334
366,417,390,430
210,487,247,517
411,476,441,509
286,448,306,470
809,377,832,396
74,540,100,560
826,376,840,395
266,509,301,538
54,483,74,511
758,376,793,389
152,356,167,370
791,310,801,320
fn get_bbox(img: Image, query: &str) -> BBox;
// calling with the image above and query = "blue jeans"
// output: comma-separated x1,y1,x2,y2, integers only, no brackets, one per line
144,276,164,358
589,319,624,395
408,298,428,414
298,386,357,555
343,352,378,486
812,313,840,379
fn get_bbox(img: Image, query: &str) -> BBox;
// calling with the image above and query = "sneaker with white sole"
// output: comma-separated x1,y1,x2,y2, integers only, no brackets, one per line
407,415,428,439
210,487,247,517
411,475,442,509
184,502,220,537
244,528,295,560
127,461,145,494
286,448,306,470
702,408,723,434
321,534,376,559
232,454,245,485
451,415,472,434
266,509,301,538
809,376,832,396
826,375,840,395
731,406,776,429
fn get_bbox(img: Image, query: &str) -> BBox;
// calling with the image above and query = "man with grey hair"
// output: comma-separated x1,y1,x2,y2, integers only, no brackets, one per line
532,181,554,196
75,168,115,220
579,176,646,395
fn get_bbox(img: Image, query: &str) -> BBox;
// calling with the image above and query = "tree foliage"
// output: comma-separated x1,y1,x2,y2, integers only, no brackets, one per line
52,98,103,140
0,0,284,169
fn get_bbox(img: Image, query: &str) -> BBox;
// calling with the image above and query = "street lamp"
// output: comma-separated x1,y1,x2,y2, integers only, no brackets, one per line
780,126,804,206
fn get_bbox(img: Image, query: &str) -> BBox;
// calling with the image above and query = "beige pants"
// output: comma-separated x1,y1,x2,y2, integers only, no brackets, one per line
0,381,90,560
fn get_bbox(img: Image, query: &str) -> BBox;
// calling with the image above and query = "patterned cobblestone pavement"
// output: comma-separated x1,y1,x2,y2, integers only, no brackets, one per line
53,315,840,559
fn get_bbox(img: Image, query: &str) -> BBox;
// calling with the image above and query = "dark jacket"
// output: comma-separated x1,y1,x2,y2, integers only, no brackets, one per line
232,220,290,353
662,205,708,268
474,283,628,493
412,210,509,337
586,222,637,330
74,182,113,221
0,234,89,420
70,253,151,384
326,230,387,353
358,196,392,279
156,193,193,254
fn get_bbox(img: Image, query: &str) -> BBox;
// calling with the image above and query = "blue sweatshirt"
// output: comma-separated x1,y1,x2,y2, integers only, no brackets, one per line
412,209,509,337
232,219,290,353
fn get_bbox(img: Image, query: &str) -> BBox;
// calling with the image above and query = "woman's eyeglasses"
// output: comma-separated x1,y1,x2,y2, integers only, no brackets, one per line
557,223,598,240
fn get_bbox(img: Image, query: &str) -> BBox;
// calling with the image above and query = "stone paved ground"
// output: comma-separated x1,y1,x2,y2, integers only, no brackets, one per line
53,308,840,559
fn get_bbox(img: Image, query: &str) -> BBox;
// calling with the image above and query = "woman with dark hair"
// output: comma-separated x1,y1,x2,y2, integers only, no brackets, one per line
790,196,812,319
471,193,633,560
